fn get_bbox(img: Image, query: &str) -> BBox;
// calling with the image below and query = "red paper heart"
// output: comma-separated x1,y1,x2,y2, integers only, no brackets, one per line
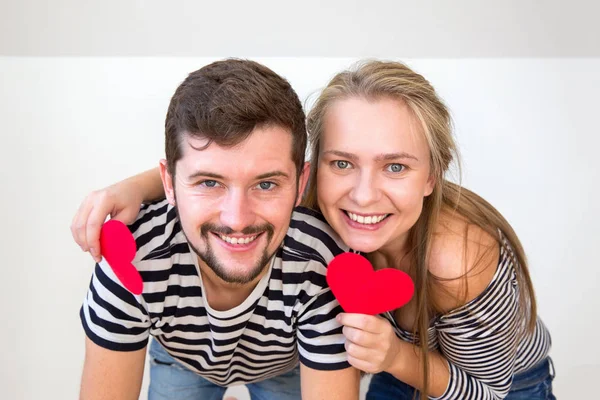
326,252,414,315
99,220,143,295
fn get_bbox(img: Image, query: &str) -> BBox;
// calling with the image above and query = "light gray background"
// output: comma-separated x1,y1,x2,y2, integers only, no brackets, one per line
1,1,598,399
2,0,599,57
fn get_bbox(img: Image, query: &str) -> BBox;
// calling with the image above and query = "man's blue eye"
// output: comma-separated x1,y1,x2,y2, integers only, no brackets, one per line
202,180,218,187
387,164,405,173
258,182,275,190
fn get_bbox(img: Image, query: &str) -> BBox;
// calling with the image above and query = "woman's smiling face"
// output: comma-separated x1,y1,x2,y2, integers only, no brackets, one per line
316,96,435,254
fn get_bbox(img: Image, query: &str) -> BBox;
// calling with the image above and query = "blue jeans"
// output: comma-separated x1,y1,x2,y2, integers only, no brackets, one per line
148,339,301,400
367,357,556,400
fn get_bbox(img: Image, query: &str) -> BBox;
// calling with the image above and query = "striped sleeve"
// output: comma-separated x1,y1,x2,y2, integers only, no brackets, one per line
80,260,151,351
431,252,521,400
289,207,351,371
296,283,349,370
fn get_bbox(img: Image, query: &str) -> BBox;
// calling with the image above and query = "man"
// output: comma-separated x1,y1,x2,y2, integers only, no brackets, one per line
78,59,360,399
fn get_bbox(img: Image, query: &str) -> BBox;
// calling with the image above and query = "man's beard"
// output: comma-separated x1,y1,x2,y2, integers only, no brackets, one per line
176,208,276,284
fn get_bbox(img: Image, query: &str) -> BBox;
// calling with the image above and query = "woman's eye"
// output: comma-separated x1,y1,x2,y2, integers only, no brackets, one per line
256,181,276,190
334,160,351,169
387,163,405,173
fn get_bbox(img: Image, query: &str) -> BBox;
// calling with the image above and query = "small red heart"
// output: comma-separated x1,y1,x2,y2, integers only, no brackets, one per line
326,252,414,315
99,220,143,295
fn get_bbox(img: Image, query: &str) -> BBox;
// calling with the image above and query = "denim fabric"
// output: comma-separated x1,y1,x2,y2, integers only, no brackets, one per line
147,339,301,400
366,357,556,400
506,357,556,400
366,373,417,400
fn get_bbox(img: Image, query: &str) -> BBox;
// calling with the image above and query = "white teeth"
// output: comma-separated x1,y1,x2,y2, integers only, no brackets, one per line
347,212,388,225
218,234,258,244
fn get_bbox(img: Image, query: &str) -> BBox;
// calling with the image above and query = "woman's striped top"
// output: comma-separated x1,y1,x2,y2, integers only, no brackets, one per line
382,232,551,399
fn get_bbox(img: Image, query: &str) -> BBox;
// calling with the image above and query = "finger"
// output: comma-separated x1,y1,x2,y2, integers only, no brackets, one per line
338,313,381,333
85,191,118,262
346,355,376,374
71,195,95,251
112,205,141,226
342,326,378,347
344,340,372,361
86,205,108,263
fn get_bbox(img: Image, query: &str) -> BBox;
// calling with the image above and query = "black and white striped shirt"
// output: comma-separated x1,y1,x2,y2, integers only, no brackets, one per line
80,200,351,386
383,232,552,400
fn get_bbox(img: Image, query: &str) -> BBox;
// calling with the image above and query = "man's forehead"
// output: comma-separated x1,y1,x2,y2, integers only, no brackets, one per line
177,130,296,178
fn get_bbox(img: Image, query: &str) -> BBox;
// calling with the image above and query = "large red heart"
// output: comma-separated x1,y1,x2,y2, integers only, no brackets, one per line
326,252,414,315
99,220,143,295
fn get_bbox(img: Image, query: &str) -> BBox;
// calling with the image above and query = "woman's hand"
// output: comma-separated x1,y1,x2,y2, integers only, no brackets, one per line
338,313,402,374
71,183,144,263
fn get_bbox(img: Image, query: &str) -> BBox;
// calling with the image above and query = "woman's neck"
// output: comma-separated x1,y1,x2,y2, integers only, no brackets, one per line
369,231,412,272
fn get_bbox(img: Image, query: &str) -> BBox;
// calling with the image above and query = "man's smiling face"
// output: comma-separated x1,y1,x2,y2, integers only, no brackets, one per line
162,125,309,284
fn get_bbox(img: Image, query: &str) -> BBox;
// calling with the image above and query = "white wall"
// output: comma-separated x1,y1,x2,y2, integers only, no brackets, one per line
1,56,598,399
1,0,599,57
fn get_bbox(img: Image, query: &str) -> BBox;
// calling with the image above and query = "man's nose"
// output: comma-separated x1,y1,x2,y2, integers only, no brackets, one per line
219,189,256,232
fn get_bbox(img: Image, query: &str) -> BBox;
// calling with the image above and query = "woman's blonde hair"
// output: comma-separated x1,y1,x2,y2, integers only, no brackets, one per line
303,60,537,399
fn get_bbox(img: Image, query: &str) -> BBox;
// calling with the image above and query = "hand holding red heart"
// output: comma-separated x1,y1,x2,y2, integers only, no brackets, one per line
337,313,403,374
326,252,414,373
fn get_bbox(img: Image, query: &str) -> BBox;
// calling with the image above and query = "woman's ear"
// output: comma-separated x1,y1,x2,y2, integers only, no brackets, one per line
424,173,436,197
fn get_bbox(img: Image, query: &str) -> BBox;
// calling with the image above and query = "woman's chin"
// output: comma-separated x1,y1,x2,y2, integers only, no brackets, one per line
342,237,383,254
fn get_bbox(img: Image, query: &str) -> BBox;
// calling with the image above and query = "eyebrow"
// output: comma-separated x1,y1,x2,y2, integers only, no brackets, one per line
187,170,291,180
374,152,419,162
322,150,419,162
256,171,291,180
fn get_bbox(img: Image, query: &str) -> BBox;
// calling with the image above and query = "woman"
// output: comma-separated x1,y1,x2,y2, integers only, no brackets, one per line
71,60,554,399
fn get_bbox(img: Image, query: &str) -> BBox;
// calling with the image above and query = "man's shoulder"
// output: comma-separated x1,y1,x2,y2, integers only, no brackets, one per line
128,199,176,239
288,206,345,247
282,206,350,266
127,199,188,264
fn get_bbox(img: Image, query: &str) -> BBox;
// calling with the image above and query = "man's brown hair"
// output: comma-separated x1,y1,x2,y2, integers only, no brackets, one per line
165,59,307,177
